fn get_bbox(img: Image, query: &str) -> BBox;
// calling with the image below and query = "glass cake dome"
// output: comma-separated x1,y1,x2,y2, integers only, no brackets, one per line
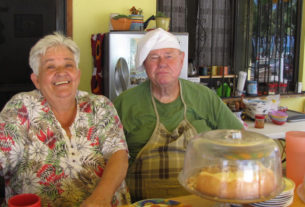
179,129,283,204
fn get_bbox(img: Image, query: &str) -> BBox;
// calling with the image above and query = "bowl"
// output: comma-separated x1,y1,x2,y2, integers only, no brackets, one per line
269,110,288,125
111,18,132,30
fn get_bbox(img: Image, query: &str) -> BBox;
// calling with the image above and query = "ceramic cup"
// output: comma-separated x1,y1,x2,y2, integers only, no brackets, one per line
8,194,41,207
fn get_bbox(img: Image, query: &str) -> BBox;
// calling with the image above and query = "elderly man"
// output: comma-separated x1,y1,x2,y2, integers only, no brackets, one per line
114,28,243,201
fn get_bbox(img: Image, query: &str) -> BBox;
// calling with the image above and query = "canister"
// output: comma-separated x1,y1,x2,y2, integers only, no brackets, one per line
203,67,208,76
199,67,208,76
218,66,228,75
212,66,217,76
247,80,258,96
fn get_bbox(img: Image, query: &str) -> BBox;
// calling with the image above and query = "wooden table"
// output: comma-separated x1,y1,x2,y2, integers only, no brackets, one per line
120,190,305,206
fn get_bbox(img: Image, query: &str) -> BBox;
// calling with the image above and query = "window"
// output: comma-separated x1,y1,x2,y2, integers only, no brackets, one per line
157,0,302,97
246,0,300,95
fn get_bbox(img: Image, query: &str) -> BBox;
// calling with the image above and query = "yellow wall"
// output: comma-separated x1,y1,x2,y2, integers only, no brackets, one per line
299,0,305,88
280,97,305,112
73,0,156,92
281,1,305,112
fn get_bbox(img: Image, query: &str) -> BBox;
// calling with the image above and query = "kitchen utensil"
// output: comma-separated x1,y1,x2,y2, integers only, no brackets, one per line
188,61,198,77
114,57,130,96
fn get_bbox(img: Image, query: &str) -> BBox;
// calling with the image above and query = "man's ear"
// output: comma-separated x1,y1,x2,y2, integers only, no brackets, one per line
30,73,40,89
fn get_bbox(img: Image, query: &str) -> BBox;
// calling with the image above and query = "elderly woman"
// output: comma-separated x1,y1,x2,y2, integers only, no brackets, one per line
114,28,243,201
0,33,130,207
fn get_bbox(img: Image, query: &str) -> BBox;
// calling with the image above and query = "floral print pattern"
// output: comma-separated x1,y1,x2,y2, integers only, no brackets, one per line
0,90,129,207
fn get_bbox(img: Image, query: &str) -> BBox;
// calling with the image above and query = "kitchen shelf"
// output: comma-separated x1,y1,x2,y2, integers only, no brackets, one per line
199,74,236,79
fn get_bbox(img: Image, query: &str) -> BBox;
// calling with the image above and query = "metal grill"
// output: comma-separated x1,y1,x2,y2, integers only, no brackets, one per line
157,0,302,97
247,0,300,95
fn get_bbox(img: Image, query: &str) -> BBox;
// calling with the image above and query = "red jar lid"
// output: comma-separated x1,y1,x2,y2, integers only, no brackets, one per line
255,114,265,119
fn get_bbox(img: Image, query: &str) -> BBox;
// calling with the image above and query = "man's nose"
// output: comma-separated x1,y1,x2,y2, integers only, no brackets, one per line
158,56,167,65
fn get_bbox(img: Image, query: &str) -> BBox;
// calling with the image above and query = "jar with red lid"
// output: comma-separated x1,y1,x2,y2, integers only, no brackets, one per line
255,114,265,128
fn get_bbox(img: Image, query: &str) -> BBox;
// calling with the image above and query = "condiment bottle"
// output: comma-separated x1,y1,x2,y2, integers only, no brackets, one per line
255,114,265,128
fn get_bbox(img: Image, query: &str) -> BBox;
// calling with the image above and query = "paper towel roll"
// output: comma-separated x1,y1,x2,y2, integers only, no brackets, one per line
236,71,247,96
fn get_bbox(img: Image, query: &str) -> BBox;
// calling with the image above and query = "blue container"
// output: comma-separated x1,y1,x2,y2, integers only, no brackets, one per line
247,80,258,96
129,15,144,31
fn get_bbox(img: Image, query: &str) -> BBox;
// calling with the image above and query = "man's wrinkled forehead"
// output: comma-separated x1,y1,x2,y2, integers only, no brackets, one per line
148,48,181,55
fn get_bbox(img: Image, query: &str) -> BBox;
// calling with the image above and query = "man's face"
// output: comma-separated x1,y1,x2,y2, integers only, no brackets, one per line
144,48,184,87
31,46,81,104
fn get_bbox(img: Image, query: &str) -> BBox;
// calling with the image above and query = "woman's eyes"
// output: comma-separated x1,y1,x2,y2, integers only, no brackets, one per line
46,65,55,69
45,63,74,69
65,63,74,68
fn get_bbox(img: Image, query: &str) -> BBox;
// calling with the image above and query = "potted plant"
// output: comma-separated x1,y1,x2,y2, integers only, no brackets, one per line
155,11,170,31
111,14,132,31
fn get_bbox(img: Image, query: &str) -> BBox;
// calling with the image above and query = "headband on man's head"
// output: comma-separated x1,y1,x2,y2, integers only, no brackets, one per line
135,28,181,71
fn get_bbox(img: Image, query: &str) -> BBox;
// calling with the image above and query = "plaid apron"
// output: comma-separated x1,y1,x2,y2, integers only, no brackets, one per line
126,82,197,201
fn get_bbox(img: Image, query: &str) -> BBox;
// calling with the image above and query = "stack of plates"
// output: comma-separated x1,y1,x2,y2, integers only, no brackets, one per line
249,177,295,207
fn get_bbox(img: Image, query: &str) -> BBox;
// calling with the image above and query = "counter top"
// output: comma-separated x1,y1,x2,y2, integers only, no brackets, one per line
245,119,305,139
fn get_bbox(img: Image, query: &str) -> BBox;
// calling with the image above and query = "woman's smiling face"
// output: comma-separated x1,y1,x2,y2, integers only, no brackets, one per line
31,45,81,103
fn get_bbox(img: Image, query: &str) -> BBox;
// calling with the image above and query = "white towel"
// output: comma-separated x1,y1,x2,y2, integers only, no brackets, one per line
135,28,181,71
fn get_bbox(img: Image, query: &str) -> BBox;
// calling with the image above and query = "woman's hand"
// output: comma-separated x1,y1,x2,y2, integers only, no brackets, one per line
80,195,112,207
80,150,129,207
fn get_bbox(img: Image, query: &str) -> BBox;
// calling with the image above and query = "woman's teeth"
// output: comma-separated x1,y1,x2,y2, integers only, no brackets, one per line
54,81,70,86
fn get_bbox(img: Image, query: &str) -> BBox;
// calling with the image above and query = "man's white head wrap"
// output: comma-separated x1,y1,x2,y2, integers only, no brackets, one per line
135,28,181,71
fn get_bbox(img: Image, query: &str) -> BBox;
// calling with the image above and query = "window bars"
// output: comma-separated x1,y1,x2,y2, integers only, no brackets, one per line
157,0,301,97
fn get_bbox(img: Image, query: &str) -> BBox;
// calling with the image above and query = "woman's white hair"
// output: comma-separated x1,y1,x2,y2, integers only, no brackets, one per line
29,32,80,75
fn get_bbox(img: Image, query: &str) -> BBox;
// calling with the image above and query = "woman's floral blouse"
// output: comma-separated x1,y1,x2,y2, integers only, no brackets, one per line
0,90,130,206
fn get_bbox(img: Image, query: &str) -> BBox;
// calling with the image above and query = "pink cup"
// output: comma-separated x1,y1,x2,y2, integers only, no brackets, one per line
286,131,305,187
8,194,41,207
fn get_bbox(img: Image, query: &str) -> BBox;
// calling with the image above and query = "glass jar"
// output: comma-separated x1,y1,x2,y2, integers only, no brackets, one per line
255,114,265,128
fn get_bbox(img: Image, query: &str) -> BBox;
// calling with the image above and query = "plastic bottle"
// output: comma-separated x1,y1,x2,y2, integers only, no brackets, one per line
286,131,305,187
